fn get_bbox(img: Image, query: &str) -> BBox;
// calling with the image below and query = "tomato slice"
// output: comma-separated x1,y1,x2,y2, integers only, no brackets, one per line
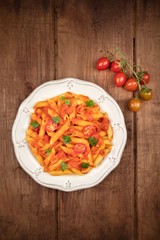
45,120,58,132
83,125,95,137
74,143,86,154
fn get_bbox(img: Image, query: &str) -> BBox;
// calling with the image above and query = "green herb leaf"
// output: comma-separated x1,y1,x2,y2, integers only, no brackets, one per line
81,162,90,168
85,100,95,107
61,96,66,100
63,135,71,144
64,99,70,105
30,120,40,129
45,148,51,155
60,161,68,172
52,116,60,124
88,136,98,146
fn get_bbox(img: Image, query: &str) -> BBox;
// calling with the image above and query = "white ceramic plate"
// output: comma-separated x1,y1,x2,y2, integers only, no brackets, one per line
12,78,127,192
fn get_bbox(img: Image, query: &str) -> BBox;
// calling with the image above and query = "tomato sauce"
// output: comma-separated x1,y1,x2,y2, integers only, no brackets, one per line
101,118,110,131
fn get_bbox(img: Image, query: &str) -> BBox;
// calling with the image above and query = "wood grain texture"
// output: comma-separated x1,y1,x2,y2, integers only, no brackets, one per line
0,1,57,239
0,0,159,239
136,0,160,239
56,1,134,239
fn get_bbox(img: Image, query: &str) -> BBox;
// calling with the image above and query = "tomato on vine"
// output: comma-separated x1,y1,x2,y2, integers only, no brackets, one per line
96,57,110,70
139,88,152,101
124,78,138,91
96,46,152,113
110,60,122,73
128,99,142,112
140,72,150,84
114,72,126,87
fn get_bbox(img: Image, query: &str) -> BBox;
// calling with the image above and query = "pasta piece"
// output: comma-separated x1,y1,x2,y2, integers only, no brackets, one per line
92,112,104,120
34,101,49,108
99,130,107,137
81,167,93,174
43,148,55,166
94,155,104,167
49,170,73,176
29,145,44,166
107,124,113,140
104,138,112,146
93,142,105,160
47,160,63,172
26,129,37,140
50,119,70,145
71,118,95,127
104,146,112,155
70,168,83,175
48,99,59,112
39,119,46,137
48,108,58,118
31,113,42,125
61,146,74,155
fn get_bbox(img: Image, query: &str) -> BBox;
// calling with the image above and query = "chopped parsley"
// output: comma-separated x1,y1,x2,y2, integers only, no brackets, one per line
30,120,39,129
45,148,51,155
61,96,66,100
52,116,60,124
81,162,90,168
64,99,70,105
85,100,95,107
60,161,68,172
63,135,71,144
88,136,98,146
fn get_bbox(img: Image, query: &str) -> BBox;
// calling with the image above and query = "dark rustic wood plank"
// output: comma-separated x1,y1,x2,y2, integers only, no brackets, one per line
0,1,57,239
56,1,134,239
136,0,160,239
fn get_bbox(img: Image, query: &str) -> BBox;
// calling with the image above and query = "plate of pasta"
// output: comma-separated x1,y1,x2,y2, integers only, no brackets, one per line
12,78,127,191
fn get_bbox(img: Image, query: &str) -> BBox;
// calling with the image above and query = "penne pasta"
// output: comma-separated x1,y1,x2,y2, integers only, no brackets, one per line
26,92,113,176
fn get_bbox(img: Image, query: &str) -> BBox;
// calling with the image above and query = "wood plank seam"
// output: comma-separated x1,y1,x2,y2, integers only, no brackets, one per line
133,1,138,239
53,0,59,240
54,0,58,80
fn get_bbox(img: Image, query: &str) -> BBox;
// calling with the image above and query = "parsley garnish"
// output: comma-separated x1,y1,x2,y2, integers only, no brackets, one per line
85,100,95,107
63,135,71,144
64,99,70,105
61,96,66,100
45,148,51,155
60,161,68,172
88,137,98,146
52,116,60,124
81,162,90,168
30,120,39,129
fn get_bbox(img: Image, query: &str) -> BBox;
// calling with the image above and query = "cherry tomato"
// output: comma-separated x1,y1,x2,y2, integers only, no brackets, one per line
124,78,138,91
83,125,95,137
96,57,110,70
114,72,127,87
128,99,142,112
139,88,152,101
140,72,150,84
110,60,122,73
74,143,86,154
45,120,58,132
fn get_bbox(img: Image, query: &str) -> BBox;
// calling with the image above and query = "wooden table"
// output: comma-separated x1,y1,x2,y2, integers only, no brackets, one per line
0,1,160,239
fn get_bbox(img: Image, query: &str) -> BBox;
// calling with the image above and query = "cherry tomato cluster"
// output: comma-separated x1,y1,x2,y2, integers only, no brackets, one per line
96,46,152,112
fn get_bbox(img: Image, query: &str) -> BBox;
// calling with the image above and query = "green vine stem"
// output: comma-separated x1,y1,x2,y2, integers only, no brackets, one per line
114,46,142,91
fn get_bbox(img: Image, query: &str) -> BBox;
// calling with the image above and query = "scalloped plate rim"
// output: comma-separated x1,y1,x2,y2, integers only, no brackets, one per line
12,78,127,192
